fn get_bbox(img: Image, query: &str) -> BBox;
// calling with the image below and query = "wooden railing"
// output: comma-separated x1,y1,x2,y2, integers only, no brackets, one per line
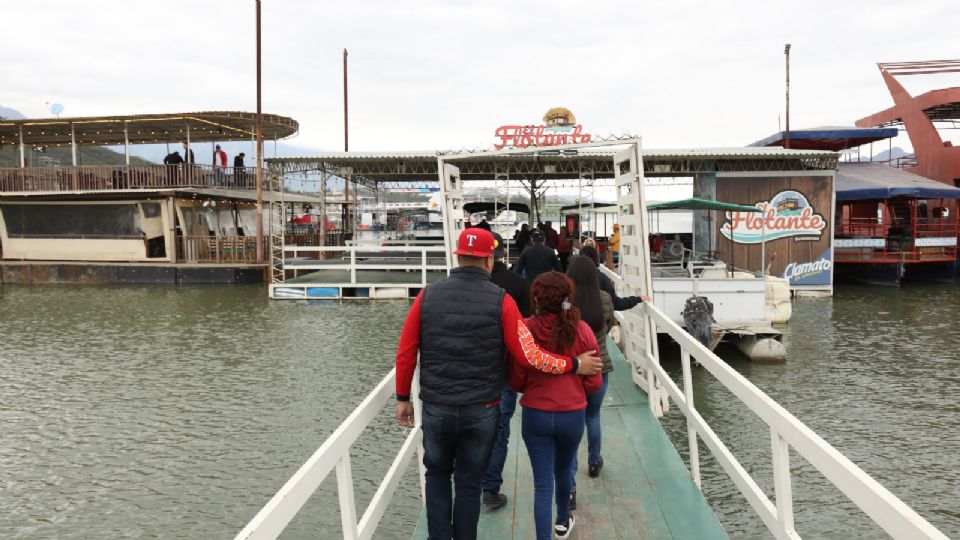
177,236,267,264
0,165,260,192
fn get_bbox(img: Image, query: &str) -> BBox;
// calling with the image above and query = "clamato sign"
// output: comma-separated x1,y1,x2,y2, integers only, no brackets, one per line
720,190,826,244
495,107,593,149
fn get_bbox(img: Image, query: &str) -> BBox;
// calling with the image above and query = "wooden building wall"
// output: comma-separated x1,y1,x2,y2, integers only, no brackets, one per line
714,174,834,286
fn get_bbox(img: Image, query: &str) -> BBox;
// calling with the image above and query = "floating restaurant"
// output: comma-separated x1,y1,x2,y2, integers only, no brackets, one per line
0,111,357,284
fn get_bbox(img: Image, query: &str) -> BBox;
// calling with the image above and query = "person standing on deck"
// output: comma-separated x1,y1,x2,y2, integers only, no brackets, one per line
182,142,195,164
213,144,228,186
394,228,603,540
508,271,603,540
608,223,621,267
234,152,246,186
516,229,560,284
565,255,616,510
481,233,531,510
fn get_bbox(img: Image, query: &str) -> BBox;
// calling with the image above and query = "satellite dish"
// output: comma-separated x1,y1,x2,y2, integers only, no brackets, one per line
45,102,65,117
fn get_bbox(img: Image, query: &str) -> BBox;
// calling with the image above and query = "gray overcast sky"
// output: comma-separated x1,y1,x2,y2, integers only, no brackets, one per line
4,0,959,154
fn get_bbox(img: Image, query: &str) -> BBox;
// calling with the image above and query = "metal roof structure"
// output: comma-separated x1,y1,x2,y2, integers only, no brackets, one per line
835,162,960,201
749,127,898,151
647,197,762,212
0,111,299,147
266,147,838,188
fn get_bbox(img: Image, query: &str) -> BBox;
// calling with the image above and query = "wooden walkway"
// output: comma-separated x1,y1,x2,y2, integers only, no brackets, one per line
412,341,727,539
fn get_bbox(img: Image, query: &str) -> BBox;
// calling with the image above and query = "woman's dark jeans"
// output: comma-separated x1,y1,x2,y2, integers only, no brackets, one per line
421,402,499,540
521,406,585,540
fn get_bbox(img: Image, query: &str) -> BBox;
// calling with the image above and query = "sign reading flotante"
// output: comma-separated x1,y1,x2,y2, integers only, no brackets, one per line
495,107,593,149
720,190,826,244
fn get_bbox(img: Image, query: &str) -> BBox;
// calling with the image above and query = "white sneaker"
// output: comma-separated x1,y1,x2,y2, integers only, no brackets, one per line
554,513,575,539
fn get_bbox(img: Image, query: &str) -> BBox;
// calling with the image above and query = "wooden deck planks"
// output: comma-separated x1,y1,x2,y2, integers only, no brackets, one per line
412,338,727,539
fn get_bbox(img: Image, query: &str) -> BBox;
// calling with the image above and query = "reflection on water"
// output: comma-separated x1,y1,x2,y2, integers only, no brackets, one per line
0,286,418,539
3,283,959,539
659,282,960,538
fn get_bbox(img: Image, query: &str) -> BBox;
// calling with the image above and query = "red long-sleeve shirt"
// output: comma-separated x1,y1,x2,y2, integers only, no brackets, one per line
508,316,603,412
395,291,577,401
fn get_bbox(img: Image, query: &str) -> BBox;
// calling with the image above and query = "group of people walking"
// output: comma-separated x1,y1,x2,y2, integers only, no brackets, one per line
395,224,644,540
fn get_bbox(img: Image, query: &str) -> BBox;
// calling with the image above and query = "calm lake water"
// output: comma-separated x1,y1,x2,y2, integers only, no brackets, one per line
2,283,958,538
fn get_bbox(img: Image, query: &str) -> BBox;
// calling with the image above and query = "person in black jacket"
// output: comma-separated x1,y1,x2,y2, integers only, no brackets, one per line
579,245,645,311
482,233,531,509
516,229,560,284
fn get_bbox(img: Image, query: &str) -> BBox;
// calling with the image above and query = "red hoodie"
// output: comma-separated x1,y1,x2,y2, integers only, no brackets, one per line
508,314,603,412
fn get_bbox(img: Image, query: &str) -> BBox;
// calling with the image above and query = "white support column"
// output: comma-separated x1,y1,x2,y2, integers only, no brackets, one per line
70,123,77,166
681,349,701,488
771,429,796,540
18,125,25,168
336,454,360,540
123,120,130,165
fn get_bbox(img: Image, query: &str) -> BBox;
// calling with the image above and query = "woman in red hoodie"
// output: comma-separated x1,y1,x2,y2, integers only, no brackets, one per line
508,271,603,540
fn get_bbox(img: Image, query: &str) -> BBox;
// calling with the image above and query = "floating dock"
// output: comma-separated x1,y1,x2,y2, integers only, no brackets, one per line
411,340,727,539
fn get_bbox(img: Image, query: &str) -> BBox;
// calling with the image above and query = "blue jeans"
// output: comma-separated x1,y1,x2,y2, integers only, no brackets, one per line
571,372,608,491
521,407,585,540
482,388,517,494
421,402,500,540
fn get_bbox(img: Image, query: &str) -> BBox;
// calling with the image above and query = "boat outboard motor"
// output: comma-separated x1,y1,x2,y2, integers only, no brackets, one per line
661,239,684,260
682,296,715,349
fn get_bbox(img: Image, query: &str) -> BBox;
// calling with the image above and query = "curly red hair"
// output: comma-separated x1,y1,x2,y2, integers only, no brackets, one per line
530,271,581,351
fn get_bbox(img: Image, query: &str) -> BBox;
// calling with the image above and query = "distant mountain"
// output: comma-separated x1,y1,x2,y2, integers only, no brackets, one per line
0,146,154,167
871,146,908,162
0,105,25,120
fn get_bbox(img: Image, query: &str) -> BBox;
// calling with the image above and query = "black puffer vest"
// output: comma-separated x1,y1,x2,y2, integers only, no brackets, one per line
419,266,505,405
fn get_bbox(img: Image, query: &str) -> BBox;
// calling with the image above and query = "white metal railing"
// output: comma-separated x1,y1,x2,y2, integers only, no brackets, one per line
599,265,946,540
282,244,448,286
235,369,424,540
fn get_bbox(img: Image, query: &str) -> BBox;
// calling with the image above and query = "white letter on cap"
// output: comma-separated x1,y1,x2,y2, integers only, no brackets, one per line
467,234,477,246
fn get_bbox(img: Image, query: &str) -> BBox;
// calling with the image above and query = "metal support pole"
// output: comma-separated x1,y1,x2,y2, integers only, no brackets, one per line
18,125,25,168
70,123,77,166
255,0,264,263
784,43,791,149
123,120,130,165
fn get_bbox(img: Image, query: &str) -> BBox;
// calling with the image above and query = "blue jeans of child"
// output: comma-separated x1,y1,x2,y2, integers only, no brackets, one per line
421,402,500,540
481,388,517,494
570,372,609,491
521,407,585,540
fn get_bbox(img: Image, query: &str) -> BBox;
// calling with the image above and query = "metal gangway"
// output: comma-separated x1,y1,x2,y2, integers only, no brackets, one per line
237,141,947,540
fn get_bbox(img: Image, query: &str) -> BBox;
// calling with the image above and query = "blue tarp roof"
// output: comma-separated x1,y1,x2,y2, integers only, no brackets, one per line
836,163,960,201
749,126,899,151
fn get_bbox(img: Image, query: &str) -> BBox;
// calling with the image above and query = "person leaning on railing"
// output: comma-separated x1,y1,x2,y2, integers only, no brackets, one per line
394,228,602,540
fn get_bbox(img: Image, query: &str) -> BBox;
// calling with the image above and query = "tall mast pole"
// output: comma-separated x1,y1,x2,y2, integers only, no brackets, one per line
343,48,351,237
784,43,791,149
255,0,265,262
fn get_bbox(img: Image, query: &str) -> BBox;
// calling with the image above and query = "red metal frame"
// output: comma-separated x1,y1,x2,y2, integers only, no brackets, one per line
835,198,958,263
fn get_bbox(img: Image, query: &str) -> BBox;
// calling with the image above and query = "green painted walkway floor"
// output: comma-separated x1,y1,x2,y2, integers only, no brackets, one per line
412,340,727,539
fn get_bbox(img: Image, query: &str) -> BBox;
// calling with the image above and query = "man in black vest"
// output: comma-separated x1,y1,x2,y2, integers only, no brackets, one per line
516,228,560,284
395,228,602,540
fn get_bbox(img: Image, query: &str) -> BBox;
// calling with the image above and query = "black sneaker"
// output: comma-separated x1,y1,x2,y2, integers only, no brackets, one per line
588,456,604,477
554,513,575,539
483,490,507,510
569,490,577,510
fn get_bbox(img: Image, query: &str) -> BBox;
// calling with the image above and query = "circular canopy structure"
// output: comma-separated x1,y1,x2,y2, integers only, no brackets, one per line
0,111,298,148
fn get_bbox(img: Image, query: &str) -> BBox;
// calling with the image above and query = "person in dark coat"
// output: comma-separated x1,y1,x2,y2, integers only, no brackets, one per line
514,223,532,254
483,232,532,508
233,152,247,186
516,229,560,284
181,142,195,164
579,245,645,311
544,220,560,249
